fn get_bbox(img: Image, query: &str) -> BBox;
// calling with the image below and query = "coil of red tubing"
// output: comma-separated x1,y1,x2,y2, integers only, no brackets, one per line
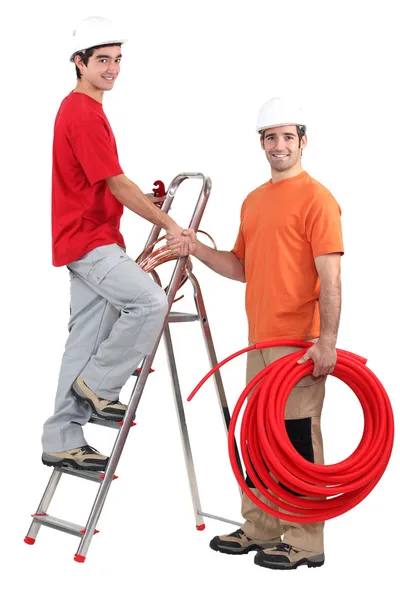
188,340,394,522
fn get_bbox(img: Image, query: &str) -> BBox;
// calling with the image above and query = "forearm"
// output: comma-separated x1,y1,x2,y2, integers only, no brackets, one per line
193,241,245,282
319,276,341,345
107,174,175,230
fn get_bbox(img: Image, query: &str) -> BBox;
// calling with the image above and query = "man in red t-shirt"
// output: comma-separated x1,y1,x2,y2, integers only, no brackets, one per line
42,17,189,472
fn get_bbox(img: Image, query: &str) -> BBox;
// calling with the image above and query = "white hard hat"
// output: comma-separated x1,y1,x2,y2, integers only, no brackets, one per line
256,97,306,134
69,16,127,62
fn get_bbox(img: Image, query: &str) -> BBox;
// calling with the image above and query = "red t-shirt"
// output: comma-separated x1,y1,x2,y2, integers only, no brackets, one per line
51,92,125,266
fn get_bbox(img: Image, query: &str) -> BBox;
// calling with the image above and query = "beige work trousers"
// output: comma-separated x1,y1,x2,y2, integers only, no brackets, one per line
241,343,326,553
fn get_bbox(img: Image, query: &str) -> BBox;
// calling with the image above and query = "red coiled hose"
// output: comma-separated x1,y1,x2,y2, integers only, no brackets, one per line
188,340,394,522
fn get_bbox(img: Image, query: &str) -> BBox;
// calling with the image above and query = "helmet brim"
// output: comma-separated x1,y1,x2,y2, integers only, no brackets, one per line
69,38,128,62
257,121,306,134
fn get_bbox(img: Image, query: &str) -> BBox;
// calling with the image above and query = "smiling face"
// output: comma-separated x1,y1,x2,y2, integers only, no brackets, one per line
74,45,122,91
260,125,307,174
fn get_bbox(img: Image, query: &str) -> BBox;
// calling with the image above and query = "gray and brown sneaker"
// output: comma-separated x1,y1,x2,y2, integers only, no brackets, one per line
72,376,128,421
254,543,325,570
42,445,109,471
210,528,281,555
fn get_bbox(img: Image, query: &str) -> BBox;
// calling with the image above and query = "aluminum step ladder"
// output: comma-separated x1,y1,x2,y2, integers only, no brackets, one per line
24,173,242,562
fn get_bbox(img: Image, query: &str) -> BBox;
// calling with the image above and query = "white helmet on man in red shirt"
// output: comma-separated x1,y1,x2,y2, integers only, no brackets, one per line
69,16,127,62
256,97,306,134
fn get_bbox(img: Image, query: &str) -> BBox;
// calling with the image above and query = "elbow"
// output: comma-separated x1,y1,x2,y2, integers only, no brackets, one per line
236,255,246,282
240,263,246,283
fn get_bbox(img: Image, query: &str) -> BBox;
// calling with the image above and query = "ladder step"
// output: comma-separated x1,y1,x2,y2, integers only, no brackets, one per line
56,466,118,481
89,416,136,429
89,416,122,429
32,514,99,538
168,312,199,323
56,466,108,482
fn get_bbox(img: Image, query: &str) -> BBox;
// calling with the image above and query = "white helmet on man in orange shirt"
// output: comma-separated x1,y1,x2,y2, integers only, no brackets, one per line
69,16,127,62
256,97,306,134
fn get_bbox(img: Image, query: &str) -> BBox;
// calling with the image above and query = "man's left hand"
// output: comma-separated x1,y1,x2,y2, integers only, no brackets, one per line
146,192,166,207
297,340,337,378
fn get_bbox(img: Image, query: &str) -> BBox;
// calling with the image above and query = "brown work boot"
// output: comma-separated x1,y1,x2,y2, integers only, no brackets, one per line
254,543,325,570
42,445,109,471
210,528,281,555
72,376,128,421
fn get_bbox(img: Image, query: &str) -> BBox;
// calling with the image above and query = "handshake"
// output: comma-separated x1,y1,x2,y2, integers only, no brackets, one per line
165,226,197,257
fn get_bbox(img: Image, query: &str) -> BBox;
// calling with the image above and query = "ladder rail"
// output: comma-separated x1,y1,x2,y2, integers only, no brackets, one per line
163,323,205,529
187,270,231,432
25,469,63,542
187,269,244,480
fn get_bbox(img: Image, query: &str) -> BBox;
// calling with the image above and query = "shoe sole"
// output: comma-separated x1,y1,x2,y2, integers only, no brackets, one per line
42,455,108,472
254,553,325,570
210,538,280,555
71,385,126,422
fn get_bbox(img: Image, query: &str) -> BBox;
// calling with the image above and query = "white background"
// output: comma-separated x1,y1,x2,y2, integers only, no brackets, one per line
2,0,399,598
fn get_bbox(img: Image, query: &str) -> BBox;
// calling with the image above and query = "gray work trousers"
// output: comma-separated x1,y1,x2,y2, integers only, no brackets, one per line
42,243,168,452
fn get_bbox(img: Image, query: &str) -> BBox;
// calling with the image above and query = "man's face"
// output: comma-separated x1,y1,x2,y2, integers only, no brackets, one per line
260,125,307,172
76,46,122,90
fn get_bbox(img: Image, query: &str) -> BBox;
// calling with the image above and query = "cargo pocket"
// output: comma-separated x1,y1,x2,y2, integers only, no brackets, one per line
88,246,130,285
285,377,326,420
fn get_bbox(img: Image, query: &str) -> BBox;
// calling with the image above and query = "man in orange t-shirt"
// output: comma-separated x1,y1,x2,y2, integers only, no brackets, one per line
178,97,344,570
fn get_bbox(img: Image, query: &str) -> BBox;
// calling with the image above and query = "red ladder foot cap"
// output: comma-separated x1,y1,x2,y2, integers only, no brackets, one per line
74,554,86,563
196,524,206,531
24,536,36,545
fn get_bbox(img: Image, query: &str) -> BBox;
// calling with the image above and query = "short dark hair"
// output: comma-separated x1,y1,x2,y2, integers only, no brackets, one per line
261,124,307,148
74,43,122,79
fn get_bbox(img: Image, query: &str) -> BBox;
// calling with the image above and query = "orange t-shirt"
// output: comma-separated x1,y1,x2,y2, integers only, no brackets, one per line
231,171,344,342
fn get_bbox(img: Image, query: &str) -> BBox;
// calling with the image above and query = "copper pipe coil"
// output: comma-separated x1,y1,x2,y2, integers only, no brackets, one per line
136,230,216,303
